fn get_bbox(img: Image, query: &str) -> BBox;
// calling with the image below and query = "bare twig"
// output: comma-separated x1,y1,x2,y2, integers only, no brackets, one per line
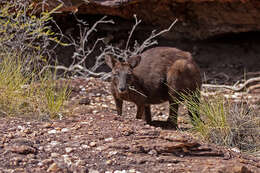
105,16,178,61
135,18,178,54
125,14,141,51
202,77,260,92
40,16,114,78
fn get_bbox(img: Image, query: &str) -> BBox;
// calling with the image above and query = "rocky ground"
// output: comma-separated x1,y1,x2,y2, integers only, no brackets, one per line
0,77,260,173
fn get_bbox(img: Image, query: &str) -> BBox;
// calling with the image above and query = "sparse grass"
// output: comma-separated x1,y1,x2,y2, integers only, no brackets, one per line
0,1,70,119
0,55,71,118
176,91,260,154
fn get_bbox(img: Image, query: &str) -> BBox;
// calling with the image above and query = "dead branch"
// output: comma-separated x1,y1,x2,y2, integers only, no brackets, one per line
134,18,178,55
105,15,178,60
202,77,260,92
40,16,114,78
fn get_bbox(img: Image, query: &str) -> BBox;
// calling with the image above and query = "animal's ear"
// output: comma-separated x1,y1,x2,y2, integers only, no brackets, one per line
127,55,141,69
105,55,118,69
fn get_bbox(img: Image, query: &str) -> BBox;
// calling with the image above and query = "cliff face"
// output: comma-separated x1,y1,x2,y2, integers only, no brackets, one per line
43,0,260,39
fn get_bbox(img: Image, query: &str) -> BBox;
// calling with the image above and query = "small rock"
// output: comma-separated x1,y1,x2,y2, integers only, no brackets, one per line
81,144,90,149
75,159,85,167
61,128,69,133
108,151,118,157
43,123,52,128
114,170,127,173
40,159,53,166
88,169,100,173
148,149,157,155
63,155,72,166
79,97,91,105
17,125,25,130
218,165,252,173
89,142,97,147
65,147,73,153
23,128,32,134
88,131,94,135
6,145,36,155
92,110,99,114
231,147,241,153
51,153,60,158
104,137,113,142
106,160,112,165
48,129,57,134
47,162,61,172
50,141,60,146
96,146,107,151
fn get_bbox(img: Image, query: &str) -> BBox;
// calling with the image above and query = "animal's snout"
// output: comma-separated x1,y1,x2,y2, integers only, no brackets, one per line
118,86,127,93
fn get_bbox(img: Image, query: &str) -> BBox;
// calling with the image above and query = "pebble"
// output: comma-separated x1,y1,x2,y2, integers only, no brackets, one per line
114,170,127,173
40,159,53,166
106,160,112,165
48,129,57,134
231,147,241,153
50,141,60,146
63,154,72,166
43,123,52,128
51,153,60,158
89,142,97,147
104,137,113,142
108,151,117,157
88,169,100,173
47,162,60,172
65,147,73,153
92,110,99,114
61,128,69,132
81,144,90,149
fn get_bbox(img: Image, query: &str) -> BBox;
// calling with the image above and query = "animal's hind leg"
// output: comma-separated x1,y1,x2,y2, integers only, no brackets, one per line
144,105,152,124
136,105,145,120
167,99,179,128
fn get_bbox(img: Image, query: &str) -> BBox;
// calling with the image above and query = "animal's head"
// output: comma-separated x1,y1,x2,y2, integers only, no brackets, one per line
105,55,141,93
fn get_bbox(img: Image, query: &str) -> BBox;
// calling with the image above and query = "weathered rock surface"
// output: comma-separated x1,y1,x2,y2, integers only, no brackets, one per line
39,0,260,39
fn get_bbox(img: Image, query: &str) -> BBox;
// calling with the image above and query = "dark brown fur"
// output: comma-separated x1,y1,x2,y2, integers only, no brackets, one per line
105,47,202,128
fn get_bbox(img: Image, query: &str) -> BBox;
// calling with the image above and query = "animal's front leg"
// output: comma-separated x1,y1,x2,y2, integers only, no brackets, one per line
114,97,123,116
136,105,145,120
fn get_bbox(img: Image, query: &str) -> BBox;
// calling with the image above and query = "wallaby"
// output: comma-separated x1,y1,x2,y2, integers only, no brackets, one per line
105,47,202,128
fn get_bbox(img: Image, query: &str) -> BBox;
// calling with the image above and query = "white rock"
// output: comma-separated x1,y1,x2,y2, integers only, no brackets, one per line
104,137,113,142
81,144,90,149
231,147,241,153
92,110,99,114
50,141,60,146
89,142,97,147
65,147,73,153
17,125,25,130
48,129,57,134
108,151,117,157
88,169,100,173
61,128,69,132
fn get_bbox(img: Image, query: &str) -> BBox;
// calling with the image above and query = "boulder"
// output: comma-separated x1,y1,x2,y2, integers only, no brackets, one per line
40,0,260,39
